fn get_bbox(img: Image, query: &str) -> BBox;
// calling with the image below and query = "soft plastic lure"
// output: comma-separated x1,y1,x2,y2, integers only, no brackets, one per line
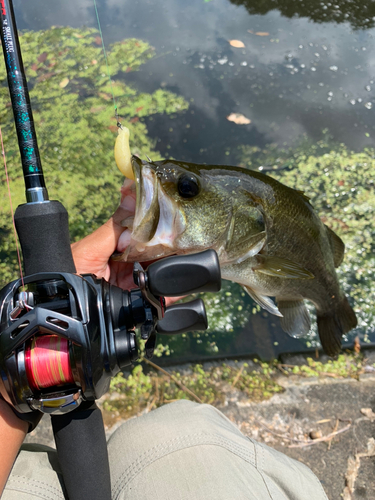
114,125,134,180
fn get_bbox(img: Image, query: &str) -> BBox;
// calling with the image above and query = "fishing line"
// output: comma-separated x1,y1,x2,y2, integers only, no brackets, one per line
25,335,74,390
93,0,121,125
0,124,25,288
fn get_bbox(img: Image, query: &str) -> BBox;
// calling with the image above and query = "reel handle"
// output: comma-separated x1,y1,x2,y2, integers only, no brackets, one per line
146,250,221,297
157,299,208,334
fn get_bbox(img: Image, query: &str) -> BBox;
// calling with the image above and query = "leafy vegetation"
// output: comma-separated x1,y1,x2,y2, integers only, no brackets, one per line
280,354,364,378
102,363,223,422
102,360,283,422
0,26,188,287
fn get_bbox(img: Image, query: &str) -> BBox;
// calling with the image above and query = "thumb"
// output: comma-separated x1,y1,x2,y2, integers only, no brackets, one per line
71,205,132,274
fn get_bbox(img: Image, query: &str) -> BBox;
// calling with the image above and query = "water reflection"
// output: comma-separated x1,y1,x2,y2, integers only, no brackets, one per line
230,0,375,30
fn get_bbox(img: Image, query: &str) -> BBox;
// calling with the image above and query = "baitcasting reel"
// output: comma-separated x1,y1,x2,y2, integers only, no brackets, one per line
0,250,221,416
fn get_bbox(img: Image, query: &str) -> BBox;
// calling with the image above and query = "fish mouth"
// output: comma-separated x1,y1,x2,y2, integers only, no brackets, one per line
117,156,185,262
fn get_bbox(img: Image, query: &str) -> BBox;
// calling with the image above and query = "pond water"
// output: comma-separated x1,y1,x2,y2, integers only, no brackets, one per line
2,0,374,361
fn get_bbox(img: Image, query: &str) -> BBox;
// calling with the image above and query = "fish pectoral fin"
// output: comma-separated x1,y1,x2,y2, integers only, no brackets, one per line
253,255,314,279
242,286,283,317
277,299,311,338
324,224,345,267
226,231,267,264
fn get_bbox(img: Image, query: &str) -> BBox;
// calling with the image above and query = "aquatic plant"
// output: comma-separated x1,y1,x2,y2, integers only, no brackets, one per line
0,26,188,287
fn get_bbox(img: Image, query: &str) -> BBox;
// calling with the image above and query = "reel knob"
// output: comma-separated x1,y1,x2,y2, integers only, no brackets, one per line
156,299,207,335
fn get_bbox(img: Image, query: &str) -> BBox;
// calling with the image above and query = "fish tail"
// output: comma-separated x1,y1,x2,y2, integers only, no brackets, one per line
317,296,357,357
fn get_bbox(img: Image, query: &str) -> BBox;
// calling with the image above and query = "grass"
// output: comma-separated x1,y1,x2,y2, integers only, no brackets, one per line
278,354,364,379
100,352,368,426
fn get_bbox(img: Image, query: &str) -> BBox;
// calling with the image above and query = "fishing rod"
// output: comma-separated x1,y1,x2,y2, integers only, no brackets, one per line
0,1,111,498
0,2,222,498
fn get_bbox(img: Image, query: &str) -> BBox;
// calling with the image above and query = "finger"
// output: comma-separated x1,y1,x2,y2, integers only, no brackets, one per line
0,379,11,405
72,192,136,274
165,296,185,307
108,261,136,289
71,218,120,274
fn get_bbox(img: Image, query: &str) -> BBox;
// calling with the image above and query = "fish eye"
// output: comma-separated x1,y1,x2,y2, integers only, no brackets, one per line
177,174,200,198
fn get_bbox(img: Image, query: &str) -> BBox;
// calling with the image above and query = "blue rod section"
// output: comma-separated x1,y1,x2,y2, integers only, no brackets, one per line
0,0,47,199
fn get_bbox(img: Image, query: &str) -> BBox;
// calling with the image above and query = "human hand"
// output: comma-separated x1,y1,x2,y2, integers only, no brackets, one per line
0,379,11,406
0,377,28,495
71,179,137,290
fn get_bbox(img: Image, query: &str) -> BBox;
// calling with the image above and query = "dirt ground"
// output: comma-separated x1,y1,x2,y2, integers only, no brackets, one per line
25,351,375,500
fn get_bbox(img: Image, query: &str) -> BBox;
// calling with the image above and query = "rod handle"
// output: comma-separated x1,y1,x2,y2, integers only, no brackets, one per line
51,402,111,500
14,201,76,275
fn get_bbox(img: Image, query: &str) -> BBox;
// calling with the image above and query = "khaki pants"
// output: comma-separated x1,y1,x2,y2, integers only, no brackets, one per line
3,400,328,500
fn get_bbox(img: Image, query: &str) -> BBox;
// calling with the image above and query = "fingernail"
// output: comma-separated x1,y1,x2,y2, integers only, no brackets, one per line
120,195,136,212
117,229,132,252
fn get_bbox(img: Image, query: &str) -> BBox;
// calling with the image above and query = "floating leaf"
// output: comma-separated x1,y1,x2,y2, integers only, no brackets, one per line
229,40,245,48
248,31,270,36
227,113,251,125
37,52,48,63
59,77,69,88
37,72,55,82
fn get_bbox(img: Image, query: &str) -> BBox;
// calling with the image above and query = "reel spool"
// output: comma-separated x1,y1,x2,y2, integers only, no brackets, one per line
25,335,74,391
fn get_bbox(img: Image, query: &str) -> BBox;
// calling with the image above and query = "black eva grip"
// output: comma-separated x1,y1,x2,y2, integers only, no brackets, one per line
14,201,76,275
51,401,111,500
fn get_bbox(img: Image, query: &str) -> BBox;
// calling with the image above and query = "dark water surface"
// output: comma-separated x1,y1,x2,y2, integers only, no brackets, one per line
15,0,375,162
10,0,375,360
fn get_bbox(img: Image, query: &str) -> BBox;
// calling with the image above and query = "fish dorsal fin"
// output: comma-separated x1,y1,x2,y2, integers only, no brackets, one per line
324,224,345,267
253,255,314,279
294,189,311,203
277,299,311,338
242,286,283,317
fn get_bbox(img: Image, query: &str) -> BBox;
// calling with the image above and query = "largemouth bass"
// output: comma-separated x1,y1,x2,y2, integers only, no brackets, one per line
114,156,357,356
